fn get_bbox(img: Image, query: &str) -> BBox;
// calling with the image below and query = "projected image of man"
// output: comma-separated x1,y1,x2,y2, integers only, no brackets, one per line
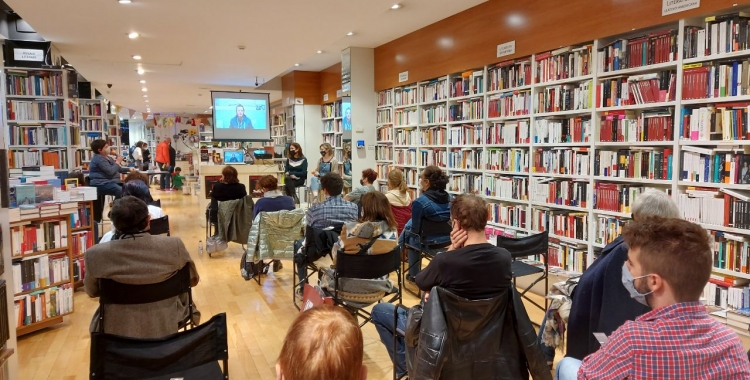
229,104,253,129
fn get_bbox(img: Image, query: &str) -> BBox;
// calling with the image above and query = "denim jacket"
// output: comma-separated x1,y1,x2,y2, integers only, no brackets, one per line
411,189,451,244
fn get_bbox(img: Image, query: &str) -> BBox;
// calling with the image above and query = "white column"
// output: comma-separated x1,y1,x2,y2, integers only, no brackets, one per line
345,47,378,180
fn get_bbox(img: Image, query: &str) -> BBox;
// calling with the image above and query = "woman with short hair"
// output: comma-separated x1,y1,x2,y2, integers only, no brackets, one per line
208,165,247,224
344,168,378,206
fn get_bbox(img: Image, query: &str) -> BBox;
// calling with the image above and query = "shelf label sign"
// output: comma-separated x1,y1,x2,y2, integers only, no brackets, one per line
398,71,409,83
336,89,343,98
323,93,329,102
496,40,516,58
13,48,44,62
662,0,699,16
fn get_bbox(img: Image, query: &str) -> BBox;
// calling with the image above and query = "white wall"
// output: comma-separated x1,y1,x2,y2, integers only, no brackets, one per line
348,47,377,180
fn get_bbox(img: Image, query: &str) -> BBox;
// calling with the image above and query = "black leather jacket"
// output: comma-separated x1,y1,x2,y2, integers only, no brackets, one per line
405,286,552,380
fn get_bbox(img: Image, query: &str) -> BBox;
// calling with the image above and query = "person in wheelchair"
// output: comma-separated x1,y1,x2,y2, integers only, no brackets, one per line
320,191,399,307
84,196,200,339
372,194,513,378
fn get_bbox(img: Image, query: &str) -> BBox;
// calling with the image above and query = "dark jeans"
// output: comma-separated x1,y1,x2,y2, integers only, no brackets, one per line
371,303,407,377
284,177,305,199
158,163,170,189
94,181,123,199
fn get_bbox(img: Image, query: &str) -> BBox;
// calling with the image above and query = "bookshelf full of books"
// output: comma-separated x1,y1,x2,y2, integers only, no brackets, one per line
270,105,286,146
75,99,105,170
376,89,394,191
4,67,79,172
321,99,343,163
373,8,750,307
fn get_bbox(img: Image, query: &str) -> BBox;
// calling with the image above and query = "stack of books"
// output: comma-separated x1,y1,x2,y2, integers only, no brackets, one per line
70,186,97,201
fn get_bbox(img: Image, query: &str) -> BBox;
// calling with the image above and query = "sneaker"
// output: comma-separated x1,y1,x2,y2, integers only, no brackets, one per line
405,275,417,283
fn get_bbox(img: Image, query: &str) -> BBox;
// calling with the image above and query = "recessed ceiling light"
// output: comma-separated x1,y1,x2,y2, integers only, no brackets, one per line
316,50,323,54
391,4,401,9
118,0,132,3
347,32,354,36
143,94,148,98
128,32,139,39
132,55,142,60
209,106,213,109
145,100,149,102
141,88,147,92
294,63,300,67
137,68,145,75
139,80,146,84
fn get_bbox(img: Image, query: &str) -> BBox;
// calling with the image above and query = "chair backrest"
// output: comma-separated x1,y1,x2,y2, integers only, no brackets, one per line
303,223,343,262
496,231,549,259
336,244,401,279
149,199,162,208
90,313,228,380
148,215,170,236
416,218,452,242
391,204,412,235
99,263,190,306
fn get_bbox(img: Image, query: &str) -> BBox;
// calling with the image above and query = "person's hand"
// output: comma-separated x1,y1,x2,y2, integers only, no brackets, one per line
129,167,136,172
449,229,468,251
285,171,289,176
311,170,318,176
423,290,430,302
291,175,298,179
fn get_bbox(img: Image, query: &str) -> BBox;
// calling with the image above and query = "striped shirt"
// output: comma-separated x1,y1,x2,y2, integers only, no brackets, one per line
306,195,358,230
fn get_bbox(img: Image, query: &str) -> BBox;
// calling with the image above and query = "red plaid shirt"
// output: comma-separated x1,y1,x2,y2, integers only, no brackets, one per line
579,302,750,379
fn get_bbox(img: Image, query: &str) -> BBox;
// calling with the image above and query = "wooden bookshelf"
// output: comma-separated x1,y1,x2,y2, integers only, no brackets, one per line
70,201,94,290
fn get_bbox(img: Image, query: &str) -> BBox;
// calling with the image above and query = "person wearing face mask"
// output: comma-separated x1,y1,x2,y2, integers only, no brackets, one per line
563,190,680,364
309,143,338,202
344,168,377,206
342,143,353,192
555,217,750,380
284,143,308,202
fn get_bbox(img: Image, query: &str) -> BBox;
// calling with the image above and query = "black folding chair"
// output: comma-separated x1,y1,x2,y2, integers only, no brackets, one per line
324,243,402,328
292,224,342,310
149,215,170,236
496,231,549,313
98,263,196,333
90,313,228,380
149,199,162,208
403,218,452,297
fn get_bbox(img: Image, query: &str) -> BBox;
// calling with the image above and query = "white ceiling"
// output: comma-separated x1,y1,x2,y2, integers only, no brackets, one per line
5,0,486,114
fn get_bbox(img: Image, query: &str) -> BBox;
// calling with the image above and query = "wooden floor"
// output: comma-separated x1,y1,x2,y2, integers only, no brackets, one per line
16,188,548,380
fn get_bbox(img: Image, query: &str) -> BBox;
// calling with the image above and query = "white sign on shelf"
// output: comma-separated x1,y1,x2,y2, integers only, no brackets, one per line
662,0,700,16
336,89,343,98
496,41,516,58
294,97,303,105
398,71,409,83
13,48,44,62
323,93,329,102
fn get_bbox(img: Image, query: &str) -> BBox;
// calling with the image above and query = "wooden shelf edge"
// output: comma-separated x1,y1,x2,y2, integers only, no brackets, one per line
17,315,64,337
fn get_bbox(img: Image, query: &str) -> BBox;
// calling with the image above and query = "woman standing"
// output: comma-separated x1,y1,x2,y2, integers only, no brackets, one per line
132,141,144,169
284,143,308,202
310,143,338,201
141,142,152,171
385,169,412,235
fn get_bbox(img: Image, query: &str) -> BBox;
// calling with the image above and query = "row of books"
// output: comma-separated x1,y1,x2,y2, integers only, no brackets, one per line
684,12,750,59
446,149,483,170
488,59,531,91
678,188,750,229
394,108,418,126
593,184,653,213
9,219,68,256
14,284,73,327
322,119,343,133
71,231,94,258
595,215,627,246
12,254,70,294
533,148,590,176
378,90,393,107
447,173,482,194
487,120,530,145
449,70,484,97
8,124,68,146
71,203,93,228
529,179,588,208
709,230,750,274
73,257,86,282
394,87,418,107
376,126,392,142
448,98,484,121
536,82,592,113
8,201,81,223
682,60,750,100
487,148,528,172
6,71,64,97
420,126,448,145
594,148,673,180
597,71,676,107
531,209,589,242
534,45,593,84
80,102,103,117
598,29,678,73
533,117,591,144
703,280,750,311
377,109,391,124
421,104,447,124
487,91,532,118
321,102,340,118
421,79,448,102
487,203,526,229
680,105,750,141
80,118,103,131
484,175,528,200
322,134,342,148
599,109,673,142
375,146,393,161
7,100,64,121
395,129,418,146
547,241,588,274
680,148,749,185
448,124,482,145
8,148,68,169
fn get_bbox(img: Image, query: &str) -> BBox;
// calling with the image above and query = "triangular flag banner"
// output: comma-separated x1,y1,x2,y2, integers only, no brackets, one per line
176,116,182,123
142,112,148,121
128,109,136,119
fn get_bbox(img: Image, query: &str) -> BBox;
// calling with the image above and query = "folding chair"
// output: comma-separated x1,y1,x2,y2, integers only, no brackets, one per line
97,263,197,334
149,199,162,208
292,224,342,310
324,244,402,328
403,218,452,297
90,313,228,380
496,231,549,313
149,215,170,236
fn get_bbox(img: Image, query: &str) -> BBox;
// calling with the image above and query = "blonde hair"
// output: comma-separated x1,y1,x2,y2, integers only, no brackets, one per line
320,143,333,155
277,306,363,380
388,169,408,193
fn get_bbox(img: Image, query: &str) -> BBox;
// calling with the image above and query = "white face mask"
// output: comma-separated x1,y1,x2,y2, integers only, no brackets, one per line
621,263,654,307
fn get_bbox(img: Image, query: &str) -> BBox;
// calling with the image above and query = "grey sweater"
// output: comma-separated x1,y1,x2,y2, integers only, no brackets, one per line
89,154,129,185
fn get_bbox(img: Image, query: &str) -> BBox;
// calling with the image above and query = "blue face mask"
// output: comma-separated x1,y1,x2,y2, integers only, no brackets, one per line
621,263,653,307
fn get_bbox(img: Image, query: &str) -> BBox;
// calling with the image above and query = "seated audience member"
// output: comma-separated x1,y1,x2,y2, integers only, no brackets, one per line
384,169,412,234
99,180,165,243
252,175,295,220
209,165,247,224
124,170,151,185
295,173,358,290
84,196,200,339
556,217,750,380
563,190,680,361
277,305,367,380
89,139,131,198
372,194,512,378
400,165,451,281
344,168,377,206
320,191,399,305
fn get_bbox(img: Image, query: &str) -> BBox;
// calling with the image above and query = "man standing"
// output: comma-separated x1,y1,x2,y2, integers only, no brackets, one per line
155,137,171,191
555,217,750,380
229,104,253,129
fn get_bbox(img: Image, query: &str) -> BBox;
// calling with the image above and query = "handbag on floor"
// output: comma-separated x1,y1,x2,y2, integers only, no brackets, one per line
301,284,333,312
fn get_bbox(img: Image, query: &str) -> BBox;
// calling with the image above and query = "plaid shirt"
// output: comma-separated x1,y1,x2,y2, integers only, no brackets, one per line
579,302,750,379
306,195,358,230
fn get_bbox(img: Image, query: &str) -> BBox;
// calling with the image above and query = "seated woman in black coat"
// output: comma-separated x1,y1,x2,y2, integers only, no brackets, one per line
208,165,247,224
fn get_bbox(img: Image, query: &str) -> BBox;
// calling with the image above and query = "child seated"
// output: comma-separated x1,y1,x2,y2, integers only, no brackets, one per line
171,167,185,191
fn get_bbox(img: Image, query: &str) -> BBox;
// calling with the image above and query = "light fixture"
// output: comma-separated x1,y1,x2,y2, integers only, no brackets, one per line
209,106,213,109
143,94,148,98
145,100,149,102
137,68,145,75
391,4,401,9
118,0,132,3
132,55,142,60
347,32,354,36
316,50,323,54
128,32,139,39
294,63,300,67
139,80,146,84
141,88,148,92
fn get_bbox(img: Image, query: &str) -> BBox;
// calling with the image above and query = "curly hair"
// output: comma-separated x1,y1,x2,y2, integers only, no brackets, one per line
450,194,488,232
361,168,377,184
422,165,448,190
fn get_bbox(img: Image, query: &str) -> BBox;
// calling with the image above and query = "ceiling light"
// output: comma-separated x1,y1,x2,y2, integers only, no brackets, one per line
347,32,354,36
145,100,149,102
391,4,401,9
139,80,146,84
316,50,323,54
137,68,145,75
294,63,300,67
141,88,147,92
118,0,132,3
209,106,213,109
132,55,141,60
143,94,148,98
128,32,139,39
